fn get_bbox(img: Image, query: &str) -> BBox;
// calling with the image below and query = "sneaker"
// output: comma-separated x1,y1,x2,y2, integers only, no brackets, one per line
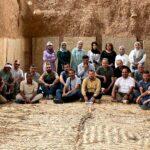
122,99,129,104
53,99,63,104
95,99,101,104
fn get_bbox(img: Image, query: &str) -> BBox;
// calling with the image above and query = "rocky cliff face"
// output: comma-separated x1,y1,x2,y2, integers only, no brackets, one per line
0,0,150,39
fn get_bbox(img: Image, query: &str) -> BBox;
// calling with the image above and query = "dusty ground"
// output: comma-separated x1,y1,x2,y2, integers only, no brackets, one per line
0,96,150,150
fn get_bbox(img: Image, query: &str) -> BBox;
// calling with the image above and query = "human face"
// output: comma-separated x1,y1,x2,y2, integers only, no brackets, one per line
78,42,83,49
122,69,129,78
116,60,123,68
64,64,70,72
14,62,20,69
106,44,112,51
102,60,108,68
46,65,52,73
119,47,125,55
88,71,95,80
26,74,32,84
134,43,141,50
69,70,75,79
138,65,144,73
30,66,36,73
62,43,67,49
47,45,53,50
143,73,149,82
92,44,97,50
83,58,89,64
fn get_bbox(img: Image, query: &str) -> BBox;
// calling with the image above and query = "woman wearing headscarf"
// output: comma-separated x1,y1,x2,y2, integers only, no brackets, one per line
129,42,146,72
57,42,71,75
87,42,101,69
101,43,116,69
43,41,57,72
71,41,86,71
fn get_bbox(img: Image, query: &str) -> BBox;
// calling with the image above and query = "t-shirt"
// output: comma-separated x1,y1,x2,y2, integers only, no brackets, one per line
114,66,130,78
25,72,40,83
11,68,24,79
20,80,38,95
66,76,81,90
115,76,135,93
138,80,150,92
60,71,69,82
0,69,13,83
134,71,143,82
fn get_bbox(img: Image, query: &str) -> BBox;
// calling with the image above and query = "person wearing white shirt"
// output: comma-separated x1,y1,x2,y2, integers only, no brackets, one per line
129,42,146,72
87,42,101,69
115,46,129,68
112,68,135,104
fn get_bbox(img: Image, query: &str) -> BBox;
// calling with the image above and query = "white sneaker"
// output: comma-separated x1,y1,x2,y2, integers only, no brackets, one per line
122,99,129,104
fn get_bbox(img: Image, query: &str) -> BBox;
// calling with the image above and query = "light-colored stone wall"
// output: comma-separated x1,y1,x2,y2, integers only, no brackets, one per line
0,38,31,71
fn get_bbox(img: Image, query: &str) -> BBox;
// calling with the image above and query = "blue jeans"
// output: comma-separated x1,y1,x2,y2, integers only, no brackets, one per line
55,89,82,102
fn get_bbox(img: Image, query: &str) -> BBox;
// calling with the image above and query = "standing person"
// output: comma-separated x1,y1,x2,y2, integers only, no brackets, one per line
112,68,135,104
96,58,115,95
71,41,86,71
15,73,43,104
54,69,82,103
78,55,95,80
87,42,101,69
115,46,129,68
101,43,116,69
39,64,59,99
11,60,24,97
57,42,71,75
43,41,57,72
0,63,14,100
82,70,102,104
129,41,146,72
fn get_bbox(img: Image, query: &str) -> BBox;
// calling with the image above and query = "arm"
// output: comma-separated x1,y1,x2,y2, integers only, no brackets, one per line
39,73,49,86
60,74,66,86
78,64,85,78
138,53,146,64
52,72,59,86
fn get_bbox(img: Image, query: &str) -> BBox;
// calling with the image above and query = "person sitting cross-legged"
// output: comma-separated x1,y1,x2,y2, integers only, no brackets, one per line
15,72,43,104
54,69,82,103
82,70,102,104
112,68,135,104
39,64,59,99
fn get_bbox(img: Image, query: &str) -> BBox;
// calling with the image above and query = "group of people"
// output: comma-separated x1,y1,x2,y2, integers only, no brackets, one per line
0,41,149,110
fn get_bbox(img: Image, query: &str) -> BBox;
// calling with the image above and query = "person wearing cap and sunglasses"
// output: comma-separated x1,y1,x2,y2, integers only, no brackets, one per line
0,63,14,100
11,60,24,97
43,41,57,72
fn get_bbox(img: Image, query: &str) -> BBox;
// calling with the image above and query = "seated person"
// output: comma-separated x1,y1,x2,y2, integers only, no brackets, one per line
39,64,59,99
15,72,43,104
0,77,7,104
112,68,135,104
136,86,150,110
78,55,95,80
96,58,115,95
0,63,14,100
82,70,102,104
25,64,40,83
11,60,24,97
54,69,81,103
59,63,71,89
134,63,144,82
114,60,130,78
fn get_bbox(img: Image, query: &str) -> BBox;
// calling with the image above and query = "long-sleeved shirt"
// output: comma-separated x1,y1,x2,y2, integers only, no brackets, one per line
78,63,95,79
82,77,101,97
71,48,86,71
115,54,129,68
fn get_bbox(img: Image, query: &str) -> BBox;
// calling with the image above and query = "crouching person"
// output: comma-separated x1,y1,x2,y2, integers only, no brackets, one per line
54,69,82,103
136,87,150,110
15,72,43,104
82,70,102,104
112,68,135,104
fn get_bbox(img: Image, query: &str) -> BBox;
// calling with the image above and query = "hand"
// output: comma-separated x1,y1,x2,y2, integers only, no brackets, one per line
62,93,67,97
45,83,50,87
50,83,54,87
103,76,107,83
136,97,141,104
103,88,109,94
123,95,129,100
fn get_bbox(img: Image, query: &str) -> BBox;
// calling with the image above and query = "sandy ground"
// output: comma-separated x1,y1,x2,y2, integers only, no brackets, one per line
0,96,150,150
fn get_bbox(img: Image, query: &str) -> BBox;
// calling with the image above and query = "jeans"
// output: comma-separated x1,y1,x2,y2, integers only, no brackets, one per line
55,89,82,103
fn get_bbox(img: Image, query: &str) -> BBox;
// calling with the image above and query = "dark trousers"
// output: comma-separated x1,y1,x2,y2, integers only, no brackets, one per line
86,92,102,101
